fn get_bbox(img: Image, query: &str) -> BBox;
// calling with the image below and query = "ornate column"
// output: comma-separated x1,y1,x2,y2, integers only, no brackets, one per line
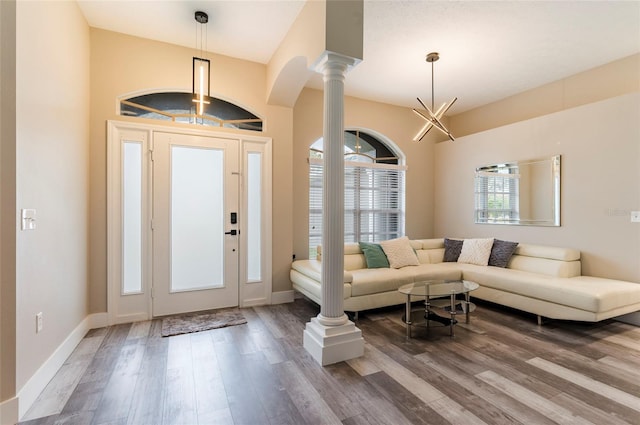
303,52,364,366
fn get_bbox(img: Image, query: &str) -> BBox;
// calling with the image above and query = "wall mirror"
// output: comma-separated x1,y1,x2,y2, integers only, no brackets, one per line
474,155,561,226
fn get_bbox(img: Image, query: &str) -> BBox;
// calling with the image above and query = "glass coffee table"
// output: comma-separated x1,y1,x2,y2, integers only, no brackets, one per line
398,280,479,338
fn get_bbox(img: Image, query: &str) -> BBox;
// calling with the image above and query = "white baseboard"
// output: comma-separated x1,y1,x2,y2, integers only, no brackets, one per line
17,312,105,419
110,312,147,325
271,290,295,304
242,297,268,308
0,397,18,425
89,312,109,329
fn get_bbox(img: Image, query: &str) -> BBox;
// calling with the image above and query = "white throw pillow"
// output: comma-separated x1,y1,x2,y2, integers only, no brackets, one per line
457,238,494,266
379,236,420,268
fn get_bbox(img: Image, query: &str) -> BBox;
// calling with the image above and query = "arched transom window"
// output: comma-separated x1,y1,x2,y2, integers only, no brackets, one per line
119,91,263,131
309,130,406,258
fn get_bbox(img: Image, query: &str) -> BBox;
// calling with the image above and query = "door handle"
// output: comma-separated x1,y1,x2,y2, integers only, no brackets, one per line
225,229,237,236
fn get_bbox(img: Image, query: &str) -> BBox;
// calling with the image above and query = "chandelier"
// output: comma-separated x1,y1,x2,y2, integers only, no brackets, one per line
192,11,210,117
413,52,457,142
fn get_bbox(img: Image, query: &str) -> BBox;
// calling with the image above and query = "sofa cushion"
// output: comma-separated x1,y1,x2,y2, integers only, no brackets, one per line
488,239,519,268
291,259,353,283
415,250,431,264
508,254,581,278
350,267,416,296
349,264,462,297
561,276,640,313
443,238,463,262
458,238,494,266
427,248,445,264
290,269,352,300
417,239,446,250
407,264,463,283
460,266,640,313
359,242,390,268
515,243,580,262
318,243,368,271
380,236,420,268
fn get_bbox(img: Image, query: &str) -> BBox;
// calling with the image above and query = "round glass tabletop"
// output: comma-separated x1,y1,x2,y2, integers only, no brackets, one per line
398,279,479,297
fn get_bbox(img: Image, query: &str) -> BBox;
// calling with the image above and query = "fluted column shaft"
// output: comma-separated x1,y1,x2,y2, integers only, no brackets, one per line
318,54,352,326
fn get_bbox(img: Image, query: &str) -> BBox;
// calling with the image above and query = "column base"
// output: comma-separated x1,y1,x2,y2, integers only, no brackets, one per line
303,317,364,366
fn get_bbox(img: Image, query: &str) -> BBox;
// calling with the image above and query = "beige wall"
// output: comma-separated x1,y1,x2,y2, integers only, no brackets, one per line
89,29,294,312
450,54,640,137
15,0,90,392
435,92,640,282
292,87,440,260
0,0,17,414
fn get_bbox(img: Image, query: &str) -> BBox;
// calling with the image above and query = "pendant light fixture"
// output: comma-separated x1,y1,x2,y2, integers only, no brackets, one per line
413,52,457,142
192,11,210,117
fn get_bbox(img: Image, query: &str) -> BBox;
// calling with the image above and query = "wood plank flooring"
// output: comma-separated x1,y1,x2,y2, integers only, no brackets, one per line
20,298,640,425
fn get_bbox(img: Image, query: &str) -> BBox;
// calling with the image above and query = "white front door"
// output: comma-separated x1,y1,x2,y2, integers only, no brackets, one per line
152,131,239,316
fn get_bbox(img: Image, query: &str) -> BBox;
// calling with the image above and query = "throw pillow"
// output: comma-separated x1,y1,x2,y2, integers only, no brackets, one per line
379,236,420,269
488,239,519,268
457,238,494,266
443,238,464,262
358,242,390,268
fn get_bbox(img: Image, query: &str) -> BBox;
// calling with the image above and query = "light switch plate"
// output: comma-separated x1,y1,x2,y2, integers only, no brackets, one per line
631,211,640,223
21,209,36,230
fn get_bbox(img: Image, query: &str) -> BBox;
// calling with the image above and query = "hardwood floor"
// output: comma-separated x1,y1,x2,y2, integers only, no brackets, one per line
20,298,640,425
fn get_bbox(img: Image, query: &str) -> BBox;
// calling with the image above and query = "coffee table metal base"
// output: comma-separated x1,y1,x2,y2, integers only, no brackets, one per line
403,293,475,338
399,280,479,339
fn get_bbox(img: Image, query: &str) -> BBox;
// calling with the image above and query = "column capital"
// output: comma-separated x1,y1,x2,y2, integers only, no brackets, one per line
312,50,361,75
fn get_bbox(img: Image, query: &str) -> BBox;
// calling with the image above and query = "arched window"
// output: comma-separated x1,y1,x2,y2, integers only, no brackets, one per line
309,130,406,258
119,91,262,131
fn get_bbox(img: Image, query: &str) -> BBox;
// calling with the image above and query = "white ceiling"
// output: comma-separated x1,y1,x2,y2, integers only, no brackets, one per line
77,0,640,114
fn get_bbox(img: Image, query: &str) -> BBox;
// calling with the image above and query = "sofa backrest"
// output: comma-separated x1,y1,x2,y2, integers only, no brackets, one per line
316,238,581,278
317,240,437,271
510,243,581,277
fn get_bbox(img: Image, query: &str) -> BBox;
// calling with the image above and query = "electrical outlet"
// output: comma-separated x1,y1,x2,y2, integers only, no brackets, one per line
631,211,640,223
36,312,43,333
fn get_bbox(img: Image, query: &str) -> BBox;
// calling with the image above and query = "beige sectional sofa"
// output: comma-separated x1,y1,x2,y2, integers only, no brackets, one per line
290,238,640,323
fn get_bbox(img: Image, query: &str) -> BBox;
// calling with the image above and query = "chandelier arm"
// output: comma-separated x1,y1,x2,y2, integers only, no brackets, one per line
412,107,431,120
412,110,434,138
426,110,455,141
416,97,430,113
417,97,445,119
425,110,448,133
414,123,432,142
427,117,448,134
414,110,445,134
418,97,447,122
439,97,458,116
413,106,449,141
431,98,457,140
422,97,457,136
414,102,450,132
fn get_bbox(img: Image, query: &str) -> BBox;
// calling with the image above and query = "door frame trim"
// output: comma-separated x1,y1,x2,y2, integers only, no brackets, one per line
106,120,272,325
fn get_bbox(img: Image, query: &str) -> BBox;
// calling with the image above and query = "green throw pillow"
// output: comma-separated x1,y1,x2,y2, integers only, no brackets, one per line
359,242,390,268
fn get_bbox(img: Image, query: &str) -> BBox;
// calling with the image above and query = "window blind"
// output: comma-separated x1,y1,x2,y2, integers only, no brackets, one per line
475,169,520,222
309,158,406,258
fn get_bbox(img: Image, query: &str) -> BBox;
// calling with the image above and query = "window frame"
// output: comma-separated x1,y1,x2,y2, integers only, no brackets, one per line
308,130,406,259
475,166,520,223
117,90,263,131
